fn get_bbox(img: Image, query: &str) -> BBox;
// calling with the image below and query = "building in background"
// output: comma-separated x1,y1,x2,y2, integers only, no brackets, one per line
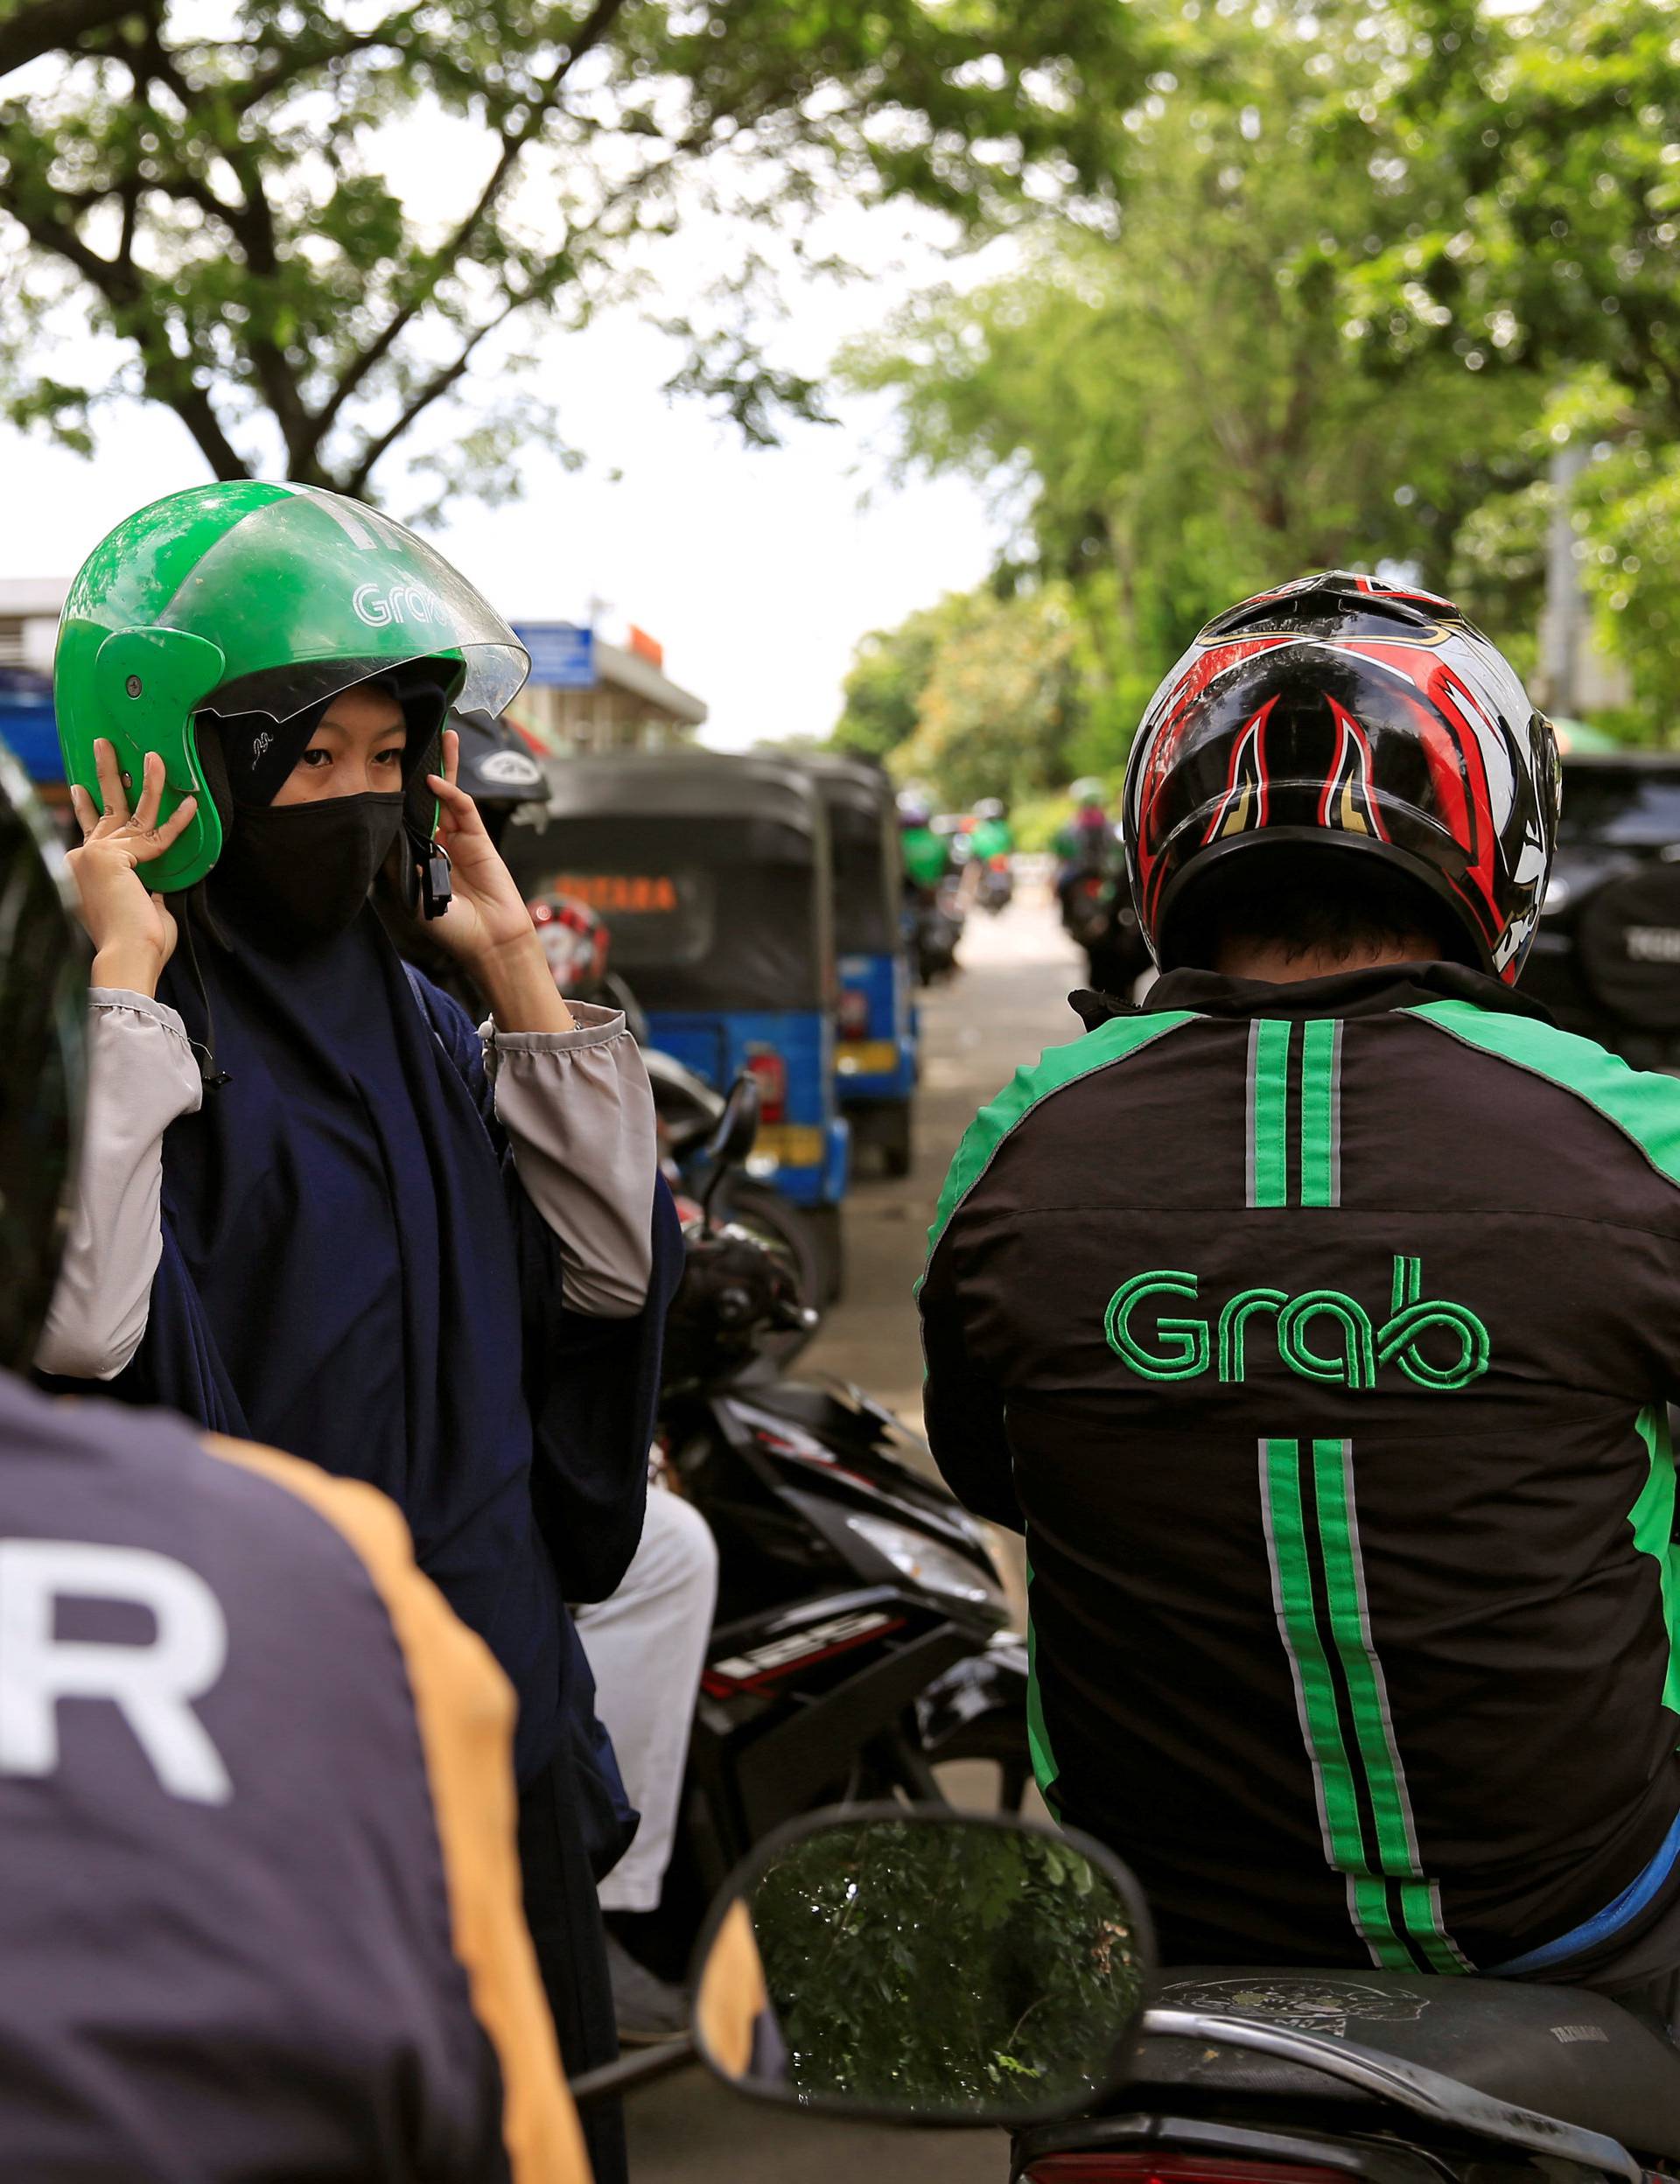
0,580,66,783
509,620,707,753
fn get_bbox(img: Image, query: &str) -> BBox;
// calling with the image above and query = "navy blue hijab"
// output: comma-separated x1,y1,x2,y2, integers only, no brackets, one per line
116,888,682,1793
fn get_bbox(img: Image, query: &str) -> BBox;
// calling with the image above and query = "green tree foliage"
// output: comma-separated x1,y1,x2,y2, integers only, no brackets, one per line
1355,0,1680,427
894,584,1084,807
834,585,1087,806
1354,0,1680,737
0,0,1153,508
1557,379,1680,734
831,597,955,765
833,9,1543,796
745,1819,1147,2115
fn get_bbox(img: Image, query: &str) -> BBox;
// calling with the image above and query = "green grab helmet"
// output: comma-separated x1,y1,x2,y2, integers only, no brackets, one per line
55,481,530,892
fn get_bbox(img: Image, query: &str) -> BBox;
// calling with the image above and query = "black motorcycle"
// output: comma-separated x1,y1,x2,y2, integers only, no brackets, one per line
624,1079,1030,1978
1083,879,1155,998
1012,1962,1680,2184
976,856,1015,916
581,1800,1680,2184
647,1045,828,1355
907,884,963,983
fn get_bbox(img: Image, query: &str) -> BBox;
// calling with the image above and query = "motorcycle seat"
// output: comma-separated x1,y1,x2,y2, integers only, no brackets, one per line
1133,1967,1680,2161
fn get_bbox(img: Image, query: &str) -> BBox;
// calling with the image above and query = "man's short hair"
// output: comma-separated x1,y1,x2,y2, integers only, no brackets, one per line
1172,846,1462,971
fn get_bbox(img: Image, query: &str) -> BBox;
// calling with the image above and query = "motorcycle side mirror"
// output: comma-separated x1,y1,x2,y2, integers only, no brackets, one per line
699,1073,761,1224
689,1805,1154,2129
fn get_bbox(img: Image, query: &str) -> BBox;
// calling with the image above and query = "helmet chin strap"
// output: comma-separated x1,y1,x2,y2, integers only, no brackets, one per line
178,893,233,1090
396,699,456,921
408,819,453,920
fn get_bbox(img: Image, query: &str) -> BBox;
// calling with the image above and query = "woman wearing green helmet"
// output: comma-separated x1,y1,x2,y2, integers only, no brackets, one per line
38,481,682,2184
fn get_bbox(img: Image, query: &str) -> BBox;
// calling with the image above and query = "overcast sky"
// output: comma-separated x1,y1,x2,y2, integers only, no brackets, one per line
0,182,1005,752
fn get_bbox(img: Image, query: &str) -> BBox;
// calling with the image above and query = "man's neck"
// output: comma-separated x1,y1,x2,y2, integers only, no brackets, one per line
1213,935,1439,984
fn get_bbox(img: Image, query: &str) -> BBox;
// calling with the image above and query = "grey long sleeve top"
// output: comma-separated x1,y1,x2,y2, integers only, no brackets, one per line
37,988,658,1382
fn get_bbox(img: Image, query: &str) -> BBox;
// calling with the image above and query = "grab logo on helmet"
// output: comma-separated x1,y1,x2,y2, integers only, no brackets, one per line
352,582,449,629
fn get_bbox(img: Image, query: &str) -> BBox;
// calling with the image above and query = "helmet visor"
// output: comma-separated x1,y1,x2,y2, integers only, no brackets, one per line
155,486,528,723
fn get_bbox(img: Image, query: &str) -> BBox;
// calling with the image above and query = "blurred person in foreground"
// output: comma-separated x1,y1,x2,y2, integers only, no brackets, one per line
921,572,1680,2027
0,742,588,2180
37,483,682,2183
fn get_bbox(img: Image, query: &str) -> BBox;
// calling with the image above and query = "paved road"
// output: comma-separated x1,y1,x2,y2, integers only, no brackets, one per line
802,883,1086,1428
625,887,1085,2184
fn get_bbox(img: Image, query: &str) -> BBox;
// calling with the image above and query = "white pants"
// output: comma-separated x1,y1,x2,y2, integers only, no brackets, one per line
575,1488,719,1913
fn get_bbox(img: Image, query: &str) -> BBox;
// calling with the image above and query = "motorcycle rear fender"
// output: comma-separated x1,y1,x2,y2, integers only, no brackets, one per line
712,1384,1009,1600
1012,2109,1446,2184
728,1617,972,1843
914,1636,1029,1755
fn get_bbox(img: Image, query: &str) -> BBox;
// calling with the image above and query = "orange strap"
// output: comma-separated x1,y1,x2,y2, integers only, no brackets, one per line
693,1898,770,2081
205,1435,591,2184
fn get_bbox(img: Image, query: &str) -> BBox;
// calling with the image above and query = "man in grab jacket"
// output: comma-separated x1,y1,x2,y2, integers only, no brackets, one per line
920,573,1680,2023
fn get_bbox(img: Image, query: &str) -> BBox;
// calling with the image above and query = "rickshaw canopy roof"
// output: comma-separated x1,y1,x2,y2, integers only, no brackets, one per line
502,747,835,1012
794,752,896,823
534,748,827,843
788,753,900,954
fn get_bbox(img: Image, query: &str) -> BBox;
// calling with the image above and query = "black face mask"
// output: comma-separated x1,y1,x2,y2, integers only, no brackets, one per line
211,792,407,953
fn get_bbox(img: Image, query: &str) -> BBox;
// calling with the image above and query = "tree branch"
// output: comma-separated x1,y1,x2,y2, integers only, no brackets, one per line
337,285,536,495
4,198,249,478
119,17,318,472
150,372,253,480
211,145,318,467
233,24,406,113
311,0,632,443
0,0,136,79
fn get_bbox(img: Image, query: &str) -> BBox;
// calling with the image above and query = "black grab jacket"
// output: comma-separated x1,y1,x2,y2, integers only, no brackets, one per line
919,962,1680,1978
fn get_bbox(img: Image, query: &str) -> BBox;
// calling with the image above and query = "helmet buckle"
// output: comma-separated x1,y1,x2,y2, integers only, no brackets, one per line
414,832,452,920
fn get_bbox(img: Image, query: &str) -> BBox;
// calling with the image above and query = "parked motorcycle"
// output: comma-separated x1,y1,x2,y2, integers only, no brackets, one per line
976,855,1015,915
648,1045,825,1355
589,1799,1680,2184
583,1799,1680,2184
1013,1959,1680,2184
624,1077,1030,1980
1060,864,1111,945
914,896,961,981
908,872,966,983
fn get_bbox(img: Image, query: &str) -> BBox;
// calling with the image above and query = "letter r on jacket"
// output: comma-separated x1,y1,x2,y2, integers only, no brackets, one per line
0,1542,233,1804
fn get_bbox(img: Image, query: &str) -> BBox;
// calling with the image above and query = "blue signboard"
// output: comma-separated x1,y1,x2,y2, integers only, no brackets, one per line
513,622,596,690
0,668,61,781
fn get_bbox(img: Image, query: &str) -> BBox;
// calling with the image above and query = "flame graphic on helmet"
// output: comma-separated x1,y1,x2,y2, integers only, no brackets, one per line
1319,701,1389,840
1202,699,1277,845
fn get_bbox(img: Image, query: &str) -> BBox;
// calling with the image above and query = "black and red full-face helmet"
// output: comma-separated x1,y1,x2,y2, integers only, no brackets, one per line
1122,571,1560,983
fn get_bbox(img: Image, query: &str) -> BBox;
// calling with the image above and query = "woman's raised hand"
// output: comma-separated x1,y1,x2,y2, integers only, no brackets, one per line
425,729,574,1033
67,741,197,997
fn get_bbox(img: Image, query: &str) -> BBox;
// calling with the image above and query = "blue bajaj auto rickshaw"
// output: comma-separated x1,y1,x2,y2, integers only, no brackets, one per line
501,751,850,1297
802,755,917,1179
